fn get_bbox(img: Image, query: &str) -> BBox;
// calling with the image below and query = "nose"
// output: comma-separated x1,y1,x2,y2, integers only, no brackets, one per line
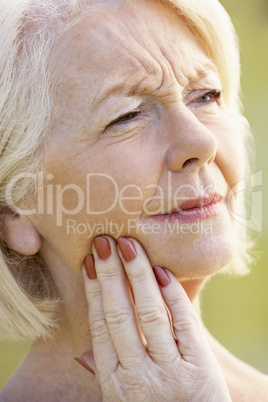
165,106,217,172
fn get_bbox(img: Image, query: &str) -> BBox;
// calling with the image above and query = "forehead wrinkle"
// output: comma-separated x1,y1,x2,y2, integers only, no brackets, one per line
52,35,157,118
93,65,163,108
158,38,218,87
90,24,165,106
92,51,163,107
52,1,219,125
187,62,218,84
55,13,165,110
91,24,218,106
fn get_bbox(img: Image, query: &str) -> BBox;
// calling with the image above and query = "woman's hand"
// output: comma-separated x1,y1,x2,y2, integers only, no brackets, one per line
78,236,231,402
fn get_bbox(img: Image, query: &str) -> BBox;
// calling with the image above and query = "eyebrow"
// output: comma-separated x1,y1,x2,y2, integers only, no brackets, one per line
94,60,218,107
186,61,218,84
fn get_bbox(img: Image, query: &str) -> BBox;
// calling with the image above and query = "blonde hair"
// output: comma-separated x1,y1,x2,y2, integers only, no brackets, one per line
0,0,254,341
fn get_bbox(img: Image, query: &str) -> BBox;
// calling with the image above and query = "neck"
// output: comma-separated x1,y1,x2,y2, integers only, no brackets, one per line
13,276,205,401
180,277,205,305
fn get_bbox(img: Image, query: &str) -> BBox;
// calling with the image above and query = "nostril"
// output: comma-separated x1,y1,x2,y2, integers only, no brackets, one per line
182,157,199,168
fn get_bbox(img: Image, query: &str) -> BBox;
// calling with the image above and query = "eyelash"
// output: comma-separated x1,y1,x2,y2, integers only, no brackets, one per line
193,90,222,104
109,110,141,126
109,90,222,126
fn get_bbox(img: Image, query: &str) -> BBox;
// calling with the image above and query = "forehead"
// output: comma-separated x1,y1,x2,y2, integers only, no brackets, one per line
53,0,214,95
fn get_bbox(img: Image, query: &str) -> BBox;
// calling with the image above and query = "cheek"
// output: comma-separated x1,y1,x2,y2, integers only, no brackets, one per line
216,134,244,188
201,113,244,188
35,141,165,271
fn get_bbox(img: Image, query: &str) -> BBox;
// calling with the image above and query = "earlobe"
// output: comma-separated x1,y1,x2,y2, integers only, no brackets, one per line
0,214,42,255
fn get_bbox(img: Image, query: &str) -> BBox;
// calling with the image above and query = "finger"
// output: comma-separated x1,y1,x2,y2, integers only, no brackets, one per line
82,262,119,378
157,268,211,364
92,236,147,368
75,349,96,376
76,349,98,379
80,349,97,374
117,238,178,363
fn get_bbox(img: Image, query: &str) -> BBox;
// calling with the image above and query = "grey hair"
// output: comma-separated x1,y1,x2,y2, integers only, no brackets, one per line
0,0,86,340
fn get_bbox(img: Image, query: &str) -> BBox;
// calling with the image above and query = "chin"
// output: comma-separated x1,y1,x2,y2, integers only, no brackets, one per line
138,216,236,280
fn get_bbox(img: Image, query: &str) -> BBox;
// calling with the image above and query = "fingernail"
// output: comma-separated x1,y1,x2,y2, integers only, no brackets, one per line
118,238,137,262
94,237,111,260
153,266,170,287
74,357,95,375
84,255,96,280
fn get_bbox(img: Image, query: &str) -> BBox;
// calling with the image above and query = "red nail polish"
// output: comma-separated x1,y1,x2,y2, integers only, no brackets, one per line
153,266,170,287
118,238,137,262
94,237,111,260
74,357,95,375
84,255,97,280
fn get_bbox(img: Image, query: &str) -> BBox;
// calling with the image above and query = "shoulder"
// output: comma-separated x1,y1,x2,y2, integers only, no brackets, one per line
0,379,21,402
205,329,268,401
0,372,49,402
226,358,268,401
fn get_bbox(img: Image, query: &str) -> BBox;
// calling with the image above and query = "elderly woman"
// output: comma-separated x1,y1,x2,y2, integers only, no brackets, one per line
0,0,267,400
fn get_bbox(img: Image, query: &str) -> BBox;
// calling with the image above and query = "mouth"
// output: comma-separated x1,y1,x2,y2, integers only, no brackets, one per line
147,193,225,224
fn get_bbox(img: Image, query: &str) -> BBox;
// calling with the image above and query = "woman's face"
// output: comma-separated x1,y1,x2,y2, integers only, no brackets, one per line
32,0,243,279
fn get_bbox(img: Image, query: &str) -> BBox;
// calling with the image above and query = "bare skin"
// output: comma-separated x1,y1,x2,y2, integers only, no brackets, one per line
1,0,268,400
1,245,267,401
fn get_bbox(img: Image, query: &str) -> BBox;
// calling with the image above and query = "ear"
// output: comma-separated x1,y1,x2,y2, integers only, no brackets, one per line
0,214,42,255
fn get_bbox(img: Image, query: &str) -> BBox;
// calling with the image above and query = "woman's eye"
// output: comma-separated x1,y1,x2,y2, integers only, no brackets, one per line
110,111,141,125
195,90,222,104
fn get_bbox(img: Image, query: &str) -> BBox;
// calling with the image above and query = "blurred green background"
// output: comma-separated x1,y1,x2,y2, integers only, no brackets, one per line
1,0,268,390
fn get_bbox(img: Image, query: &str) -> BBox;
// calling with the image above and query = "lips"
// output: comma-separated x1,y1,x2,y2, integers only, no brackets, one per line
172,193,223,213
147,193,225,224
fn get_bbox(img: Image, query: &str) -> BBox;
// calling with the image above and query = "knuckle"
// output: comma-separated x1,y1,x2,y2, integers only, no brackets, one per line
139,304,167,326
128,267,147,283
167,293,188,310
105,307,133,327
173,314,198,333
97,269,121,281
90,317,109,342
86,285,102,300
